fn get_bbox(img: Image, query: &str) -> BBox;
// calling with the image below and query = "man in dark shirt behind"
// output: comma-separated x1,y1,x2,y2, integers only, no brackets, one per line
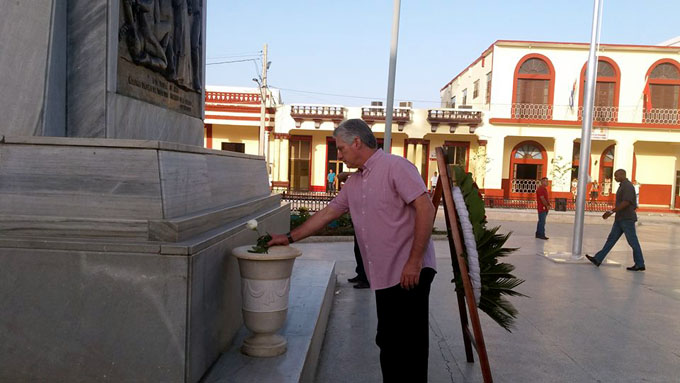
586,169,646,271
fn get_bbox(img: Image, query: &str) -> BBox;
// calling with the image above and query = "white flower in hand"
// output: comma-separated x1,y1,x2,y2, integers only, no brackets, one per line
246,219,258,231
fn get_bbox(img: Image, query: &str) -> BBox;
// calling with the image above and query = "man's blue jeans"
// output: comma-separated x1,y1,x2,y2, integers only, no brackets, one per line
536,211,548,237
594,219,645,267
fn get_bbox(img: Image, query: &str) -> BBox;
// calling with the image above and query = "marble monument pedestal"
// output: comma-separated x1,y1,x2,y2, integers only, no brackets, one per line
0,136,287,383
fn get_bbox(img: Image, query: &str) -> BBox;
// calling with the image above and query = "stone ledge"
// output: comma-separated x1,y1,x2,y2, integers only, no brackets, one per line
201,259,336,383
149,195,280,242
0,204,290,256
1,136,263,160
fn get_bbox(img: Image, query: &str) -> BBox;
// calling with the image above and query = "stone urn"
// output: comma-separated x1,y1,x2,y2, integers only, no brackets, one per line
232,245,302,357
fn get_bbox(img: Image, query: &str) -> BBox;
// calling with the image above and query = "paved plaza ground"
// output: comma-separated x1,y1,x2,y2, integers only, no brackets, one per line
296,215,680,382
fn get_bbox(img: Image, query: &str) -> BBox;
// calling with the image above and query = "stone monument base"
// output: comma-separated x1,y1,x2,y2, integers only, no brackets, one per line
0,136,286,383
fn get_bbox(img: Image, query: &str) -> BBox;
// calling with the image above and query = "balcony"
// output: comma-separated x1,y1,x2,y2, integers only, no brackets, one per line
206,91,260,105
290,105,345,120
427,108,482,133
644,108,680,125
578,106,619,122
290,105,345,128
361,106,411,124
511,103,553,120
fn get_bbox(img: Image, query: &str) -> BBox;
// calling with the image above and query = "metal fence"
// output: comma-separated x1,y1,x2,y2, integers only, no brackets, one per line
483,197,613,212
274,189,338,212
275,189,615,213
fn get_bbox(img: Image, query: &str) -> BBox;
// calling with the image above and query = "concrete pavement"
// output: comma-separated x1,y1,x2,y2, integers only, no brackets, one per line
296,219,680,382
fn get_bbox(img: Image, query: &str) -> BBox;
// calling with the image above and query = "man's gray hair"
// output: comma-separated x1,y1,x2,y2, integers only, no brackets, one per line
333,119,377,149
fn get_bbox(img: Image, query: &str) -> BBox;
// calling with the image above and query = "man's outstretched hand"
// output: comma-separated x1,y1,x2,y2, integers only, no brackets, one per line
267,233,290,247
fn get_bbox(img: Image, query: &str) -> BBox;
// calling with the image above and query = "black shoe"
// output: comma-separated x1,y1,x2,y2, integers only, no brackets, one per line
353,281,370,289
626,265,646,271
585,254,601,267
536,236,549,240
347,275,361,283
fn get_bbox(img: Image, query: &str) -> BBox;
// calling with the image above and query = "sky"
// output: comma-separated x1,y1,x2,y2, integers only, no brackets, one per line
206,1,680,108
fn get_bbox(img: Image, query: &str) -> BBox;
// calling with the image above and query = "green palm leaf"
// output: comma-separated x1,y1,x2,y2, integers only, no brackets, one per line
449,166,528,332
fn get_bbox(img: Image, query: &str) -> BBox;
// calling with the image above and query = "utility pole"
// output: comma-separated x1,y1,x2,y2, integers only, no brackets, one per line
383,0,401,154
571,0,603,257
258,44,268,158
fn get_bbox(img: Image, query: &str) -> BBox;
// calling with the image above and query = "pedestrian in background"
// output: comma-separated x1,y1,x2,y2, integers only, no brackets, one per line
586,169,646,271
535,177,551,240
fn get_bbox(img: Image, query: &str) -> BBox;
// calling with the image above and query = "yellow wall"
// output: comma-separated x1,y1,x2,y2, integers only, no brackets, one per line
634,142,677,185
212,124,259,155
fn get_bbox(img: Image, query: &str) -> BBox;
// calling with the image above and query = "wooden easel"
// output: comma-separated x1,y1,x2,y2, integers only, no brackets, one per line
431,147,493,383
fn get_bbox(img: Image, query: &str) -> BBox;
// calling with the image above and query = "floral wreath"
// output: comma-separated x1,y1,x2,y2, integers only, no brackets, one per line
450,166,527,332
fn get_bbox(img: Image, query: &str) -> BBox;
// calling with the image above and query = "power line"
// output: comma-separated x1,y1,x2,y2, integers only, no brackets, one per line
207,51,262,60
206,58,260,66
269,85,441,103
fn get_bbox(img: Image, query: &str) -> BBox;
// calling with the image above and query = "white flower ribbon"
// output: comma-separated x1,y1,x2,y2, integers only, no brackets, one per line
452,186,482,304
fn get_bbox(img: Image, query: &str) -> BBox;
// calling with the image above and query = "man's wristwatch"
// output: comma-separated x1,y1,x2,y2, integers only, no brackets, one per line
286,232,295,244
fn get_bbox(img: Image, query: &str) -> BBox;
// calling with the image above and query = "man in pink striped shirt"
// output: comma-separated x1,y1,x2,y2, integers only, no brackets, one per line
269,119,436,382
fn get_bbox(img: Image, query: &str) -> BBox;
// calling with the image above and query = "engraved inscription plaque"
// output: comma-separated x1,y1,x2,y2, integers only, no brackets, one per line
117,0,203,118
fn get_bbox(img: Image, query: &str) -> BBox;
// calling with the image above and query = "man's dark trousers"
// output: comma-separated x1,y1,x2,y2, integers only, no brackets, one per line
593,219,645,267
375,267,436,383
353,234,368,283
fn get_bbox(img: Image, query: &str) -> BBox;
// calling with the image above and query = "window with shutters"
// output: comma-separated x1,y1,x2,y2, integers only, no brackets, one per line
221,142,245,153
645,60,680,124
462,89,468,106
578,57,620,122
512,55,554,119
473,80,480,99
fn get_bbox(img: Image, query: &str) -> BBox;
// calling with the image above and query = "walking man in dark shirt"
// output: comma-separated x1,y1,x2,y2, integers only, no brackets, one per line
586,169,646,271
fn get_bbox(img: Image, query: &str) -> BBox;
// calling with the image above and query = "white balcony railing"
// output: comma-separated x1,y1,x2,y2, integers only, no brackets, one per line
290,105,345,119
644,108,680,125
206,91,260,104
511,103,552,120
511,178,541,194
578,106,618,122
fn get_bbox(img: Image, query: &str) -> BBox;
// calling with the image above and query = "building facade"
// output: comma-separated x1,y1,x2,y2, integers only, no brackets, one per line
441,39,680,209
204,39,680,211
205,88,484,193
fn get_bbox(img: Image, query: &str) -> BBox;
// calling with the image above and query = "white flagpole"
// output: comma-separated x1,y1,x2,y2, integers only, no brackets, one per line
383,0,401,153
572,0,604,257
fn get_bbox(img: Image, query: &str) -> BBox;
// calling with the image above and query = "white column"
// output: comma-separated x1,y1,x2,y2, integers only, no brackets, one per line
406,142,416,164
483,135,505,190
414,143,424,174
280,137,290,183
552,137,575,193
470,144,485,187
273,136,280,182
613,139,635,177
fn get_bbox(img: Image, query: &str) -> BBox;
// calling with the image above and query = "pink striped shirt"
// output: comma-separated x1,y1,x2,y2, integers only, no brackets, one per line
328,149,436,290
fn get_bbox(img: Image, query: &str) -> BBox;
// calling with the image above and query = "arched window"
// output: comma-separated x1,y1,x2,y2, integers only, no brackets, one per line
579,57,620,122
514,143,543,159
512,54,555,120
509,141,547,195
645,59,680,124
